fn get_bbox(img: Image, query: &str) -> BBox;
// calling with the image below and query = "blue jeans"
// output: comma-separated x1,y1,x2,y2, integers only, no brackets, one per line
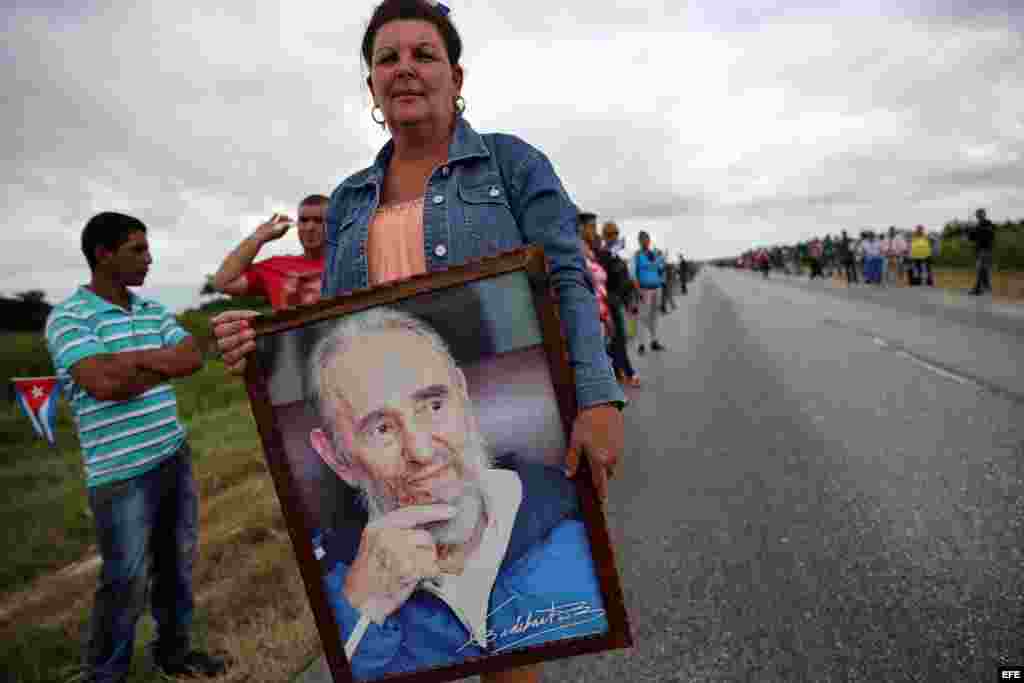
974,248,993,292
867,255,885,283
606,293,635,379
84,444,197,683
911,258,932,286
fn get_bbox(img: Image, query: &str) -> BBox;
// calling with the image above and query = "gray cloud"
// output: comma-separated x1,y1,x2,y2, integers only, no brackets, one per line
927,162,1024,190
2,1,1023,308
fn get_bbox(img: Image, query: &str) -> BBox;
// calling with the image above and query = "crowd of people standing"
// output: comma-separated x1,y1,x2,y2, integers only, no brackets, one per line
577,214,693,389
741,208,999,296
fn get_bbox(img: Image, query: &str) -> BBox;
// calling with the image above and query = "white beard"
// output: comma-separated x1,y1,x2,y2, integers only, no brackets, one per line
353,427,492,547
427,483,486,546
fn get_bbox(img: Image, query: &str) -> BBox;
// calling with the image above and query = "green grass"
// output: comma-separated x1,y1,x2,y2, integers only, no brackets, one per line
0,392,95,592
0,623,82,683
0,353,259,595
0,302,266,595
933,229,1024,270
1,612,220,683
0,304,321,683
938,220,1024,269
1,331,56,390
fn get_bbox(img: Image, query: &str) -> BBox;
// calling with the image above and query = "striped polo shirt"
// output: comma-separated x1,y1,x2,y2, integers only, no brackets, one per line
45,286,189,488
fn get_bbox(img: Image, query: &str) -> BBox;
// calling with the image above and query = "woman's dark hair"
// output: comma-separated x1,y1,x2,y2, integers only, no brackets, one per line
361,0,463,68
81,212,147,270
299,194,329,209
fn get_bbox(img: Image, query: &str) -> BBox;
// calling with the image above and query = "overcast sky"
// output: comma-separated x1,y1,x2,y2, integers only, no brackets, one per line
3,1,1022,311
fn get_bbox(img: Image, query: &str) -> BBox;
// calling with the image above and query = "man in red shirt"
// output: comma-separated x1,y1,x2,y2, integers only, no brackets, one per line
212,194,327,310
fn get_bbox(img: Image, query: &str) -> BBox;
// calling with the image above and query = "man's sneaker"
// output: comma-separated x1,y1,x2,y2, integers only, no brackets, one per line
155,650,228,678
651,341,666,351
638,344,645,355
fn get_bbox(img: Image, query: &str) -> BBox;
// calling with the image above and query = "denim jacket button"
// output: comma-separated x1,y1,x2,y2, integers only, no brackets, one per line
435,244,447,257
489,186,501,197
433,195,445,204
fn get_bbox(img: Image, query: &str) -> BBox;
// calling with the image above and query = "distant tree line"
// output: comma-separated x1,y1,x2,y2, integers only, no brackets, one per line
937,218,1024,269
1,291,52,332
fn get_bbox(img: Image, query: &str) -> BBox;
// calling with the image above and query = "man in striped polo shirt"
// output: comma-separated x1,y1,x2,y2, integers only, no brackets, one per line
46,212,227,682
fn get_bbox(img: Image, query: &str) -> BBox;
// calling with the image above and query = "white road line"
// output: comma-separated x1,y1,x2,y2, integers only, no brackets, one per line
896,351,977,387
726,268,1023,403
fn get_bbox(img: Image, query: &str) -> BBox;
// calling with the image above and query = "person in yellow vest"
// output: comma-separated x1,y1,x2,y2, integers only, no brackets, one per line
909,225,933,286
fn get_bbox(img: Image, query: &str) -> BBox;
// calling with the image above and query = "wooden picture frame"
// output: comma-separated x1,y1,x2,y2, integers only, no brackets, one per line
243,246,631,683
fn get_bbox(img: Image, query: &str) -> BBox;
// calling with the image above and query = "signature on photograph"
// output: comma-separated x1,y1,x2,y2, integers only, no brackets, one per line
458,595,607,654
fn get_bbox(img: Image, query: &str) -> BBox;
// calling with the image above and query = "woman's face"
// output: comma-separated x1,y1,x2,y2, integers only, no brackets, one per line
602,223,619,244
580,223,599,249
368,20,463,132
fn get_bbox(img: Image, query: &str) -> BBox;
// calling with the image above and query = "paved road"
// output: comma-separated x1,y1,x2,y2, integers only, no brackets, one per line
544,268,1024,682
303,267,1024,682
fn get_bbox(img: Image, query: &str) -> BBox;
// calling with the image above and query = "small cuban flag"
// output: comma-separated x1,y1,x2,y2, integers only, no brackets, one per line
11,376,60,447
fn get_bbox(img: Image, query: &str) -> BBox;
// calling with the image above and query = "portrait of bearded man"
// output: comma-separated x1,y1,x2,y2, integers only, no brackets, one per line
304,307,608,681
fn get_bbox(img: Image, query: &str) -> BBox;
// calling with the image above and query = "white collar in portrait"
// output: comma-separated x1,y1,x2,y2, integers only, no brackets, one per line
421,468,523,648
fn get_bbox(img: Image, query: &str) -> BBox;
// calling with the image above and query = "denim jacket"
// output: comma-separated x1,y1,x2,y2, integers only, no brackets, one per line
323,116,624,410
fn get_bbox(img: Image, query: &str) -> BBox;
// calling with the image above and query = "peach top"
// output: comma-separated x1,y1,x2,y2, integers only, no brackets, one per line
366,197,427,286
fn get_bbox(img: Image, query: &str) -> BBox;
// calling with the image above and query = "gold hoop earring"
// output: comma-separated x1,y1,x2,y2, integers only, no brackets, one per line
455,95,466,114
371,105,386,125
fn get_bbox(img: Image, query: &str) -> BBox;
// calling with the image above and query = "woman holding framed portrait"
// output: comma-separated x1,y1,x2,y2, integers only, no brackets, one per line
212,1,627,681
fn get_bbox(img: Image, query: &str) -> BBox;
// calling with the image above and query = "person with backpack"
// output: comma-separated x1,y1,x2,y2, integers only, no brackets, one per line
595,219,640,386
632,231,666,355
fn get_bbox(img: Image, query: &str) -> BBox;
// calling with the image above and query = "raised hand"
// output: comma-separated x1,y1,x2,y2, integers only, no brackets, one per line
253,213,293,244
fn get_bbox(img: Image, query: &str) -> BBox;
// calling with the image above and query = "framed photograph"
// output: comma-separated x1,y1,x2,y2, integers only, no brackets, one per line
244,246,631,683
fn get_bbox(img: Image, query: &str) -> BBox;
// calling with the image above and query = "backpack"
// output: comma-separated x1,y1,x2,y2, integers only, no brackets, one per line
598,249,633,300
